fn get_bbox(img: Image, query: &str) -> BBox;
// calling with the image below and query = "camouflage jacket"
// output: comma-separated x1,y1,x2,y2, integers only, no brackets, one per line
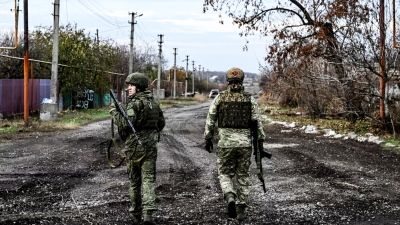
204,86,265,148
111,90,165,149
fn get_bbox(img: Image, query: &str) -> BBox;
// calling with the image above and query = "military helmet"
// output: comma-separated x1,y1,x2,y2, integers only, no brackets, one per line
125,72,149,89
226,67,245,83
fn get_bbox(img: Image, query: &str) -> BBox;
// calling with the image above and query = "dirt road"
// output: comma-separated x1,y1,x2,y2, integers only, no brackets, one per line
1,100,400,225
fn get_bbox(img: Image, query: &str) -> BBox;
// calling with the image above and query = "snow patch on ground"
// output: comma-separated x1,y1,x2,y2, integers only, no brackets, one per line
262,115,386,145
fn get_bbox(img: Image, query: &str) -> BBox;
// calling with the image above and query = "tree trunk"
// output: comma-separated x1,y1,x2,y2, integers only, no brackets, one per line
323,23,359,122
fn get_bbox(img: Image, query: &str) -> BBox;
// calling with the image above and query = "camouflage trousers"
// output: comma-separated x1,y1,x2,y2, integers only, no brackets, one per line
217,147,252,206
126,144,158,217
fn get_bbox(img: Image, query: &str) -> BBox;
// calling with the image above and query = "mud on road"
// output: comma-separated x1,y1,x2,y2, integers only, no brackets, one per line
1,101,400,225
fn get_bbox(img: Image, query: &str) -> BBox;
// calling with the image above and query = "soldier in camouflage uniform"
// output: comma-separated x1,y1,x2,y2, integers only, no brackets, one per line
204,67,266,222
110,72,165,225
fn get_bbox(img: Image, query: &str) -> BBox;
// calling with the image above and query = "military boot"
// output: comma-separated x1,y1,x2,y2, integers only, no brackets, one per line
226,192,237,218
143,211,156,225
236,204,246,222
131,216,141,225
130,212,141,225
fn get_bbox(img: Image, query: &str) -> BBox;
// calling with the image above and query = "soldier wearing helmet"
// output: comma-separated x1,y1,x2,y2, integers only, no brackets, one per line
125,72,149,92
110,72,165,225
204,67,265,222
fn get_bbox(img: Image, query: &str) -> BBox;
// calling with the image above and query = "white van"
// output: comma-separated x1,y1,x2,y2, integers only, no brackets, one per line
208,89,219,98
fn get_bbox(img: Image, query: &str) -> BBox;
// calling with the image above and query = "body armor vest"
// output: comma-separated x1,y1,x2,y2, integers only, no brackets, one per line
218,91,252,128
135,96,161,131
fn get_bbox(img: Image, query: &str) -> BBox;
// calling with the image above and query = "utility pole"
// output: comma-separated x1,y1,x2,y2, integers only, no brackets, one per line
157,34,163,99
23,0,29,125
207,69,210,88
96,29,99,44
379,0,386,122
192,60,195,93
39,0,59,122
198,65,201,81
0,0,19,50
129,12,142,74
184,55,189,97
202,67,205,87
51,0,59,104
203,67,208,91
173,48,177,98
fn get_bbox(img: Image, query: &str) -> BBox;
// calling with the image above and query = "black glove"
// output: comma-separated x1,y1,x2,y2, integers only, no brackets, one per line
258,140,272,159
205,139,213,153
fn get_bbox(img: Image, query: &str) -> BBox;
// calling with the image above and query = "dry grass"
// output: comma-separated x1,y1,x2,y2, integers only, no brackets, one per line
193,93,208,102
1,97,207,139
257,94,392,140
0,109,110,139
159,94,208,108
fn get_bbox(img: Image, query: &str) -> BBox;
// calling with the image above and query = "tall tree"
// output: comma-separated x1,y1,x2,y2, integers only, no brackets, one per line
203,0,371,121
0,32,25,78
1,22,164,100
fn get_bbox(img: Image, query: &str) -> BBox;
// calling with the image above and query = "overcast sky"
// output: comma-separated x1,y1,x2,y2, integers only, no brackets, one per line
0,0,271,74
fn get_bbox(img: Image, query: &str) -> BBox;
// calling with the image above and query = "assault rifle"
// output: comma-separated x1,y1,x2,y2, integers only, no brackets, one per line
109,89,142,146
251,120,272,193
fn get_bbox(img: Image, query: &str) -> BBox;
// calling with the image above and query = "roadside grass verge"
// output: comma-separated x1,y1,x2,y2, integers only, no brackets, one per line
0,108,110,136
2,94,400,149
0,95,208,139
159,94,208,108
264,107,379,137
258,98,399,149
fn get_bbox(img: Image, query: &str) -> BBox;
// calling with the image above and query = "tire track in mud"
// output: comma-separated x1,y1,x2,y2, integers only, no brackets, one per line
3,101,400,224
153,101,228,224
0,119,131,225
278,148,350,179
253,122,400,225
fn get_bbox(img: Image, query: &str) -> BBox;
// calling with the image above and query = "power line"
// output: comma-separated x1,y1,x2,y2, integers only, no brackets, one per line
0,0,13,9
0,54,125,75
86,0,114,14
62,1,127,41
135,18,154,39
100,25,129,34
135,24,157,46
76,0,122,27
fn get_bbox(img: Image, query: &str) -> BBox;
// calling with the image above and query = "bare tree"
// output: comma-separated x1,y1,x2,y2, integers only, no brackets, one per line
203,0,392,122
